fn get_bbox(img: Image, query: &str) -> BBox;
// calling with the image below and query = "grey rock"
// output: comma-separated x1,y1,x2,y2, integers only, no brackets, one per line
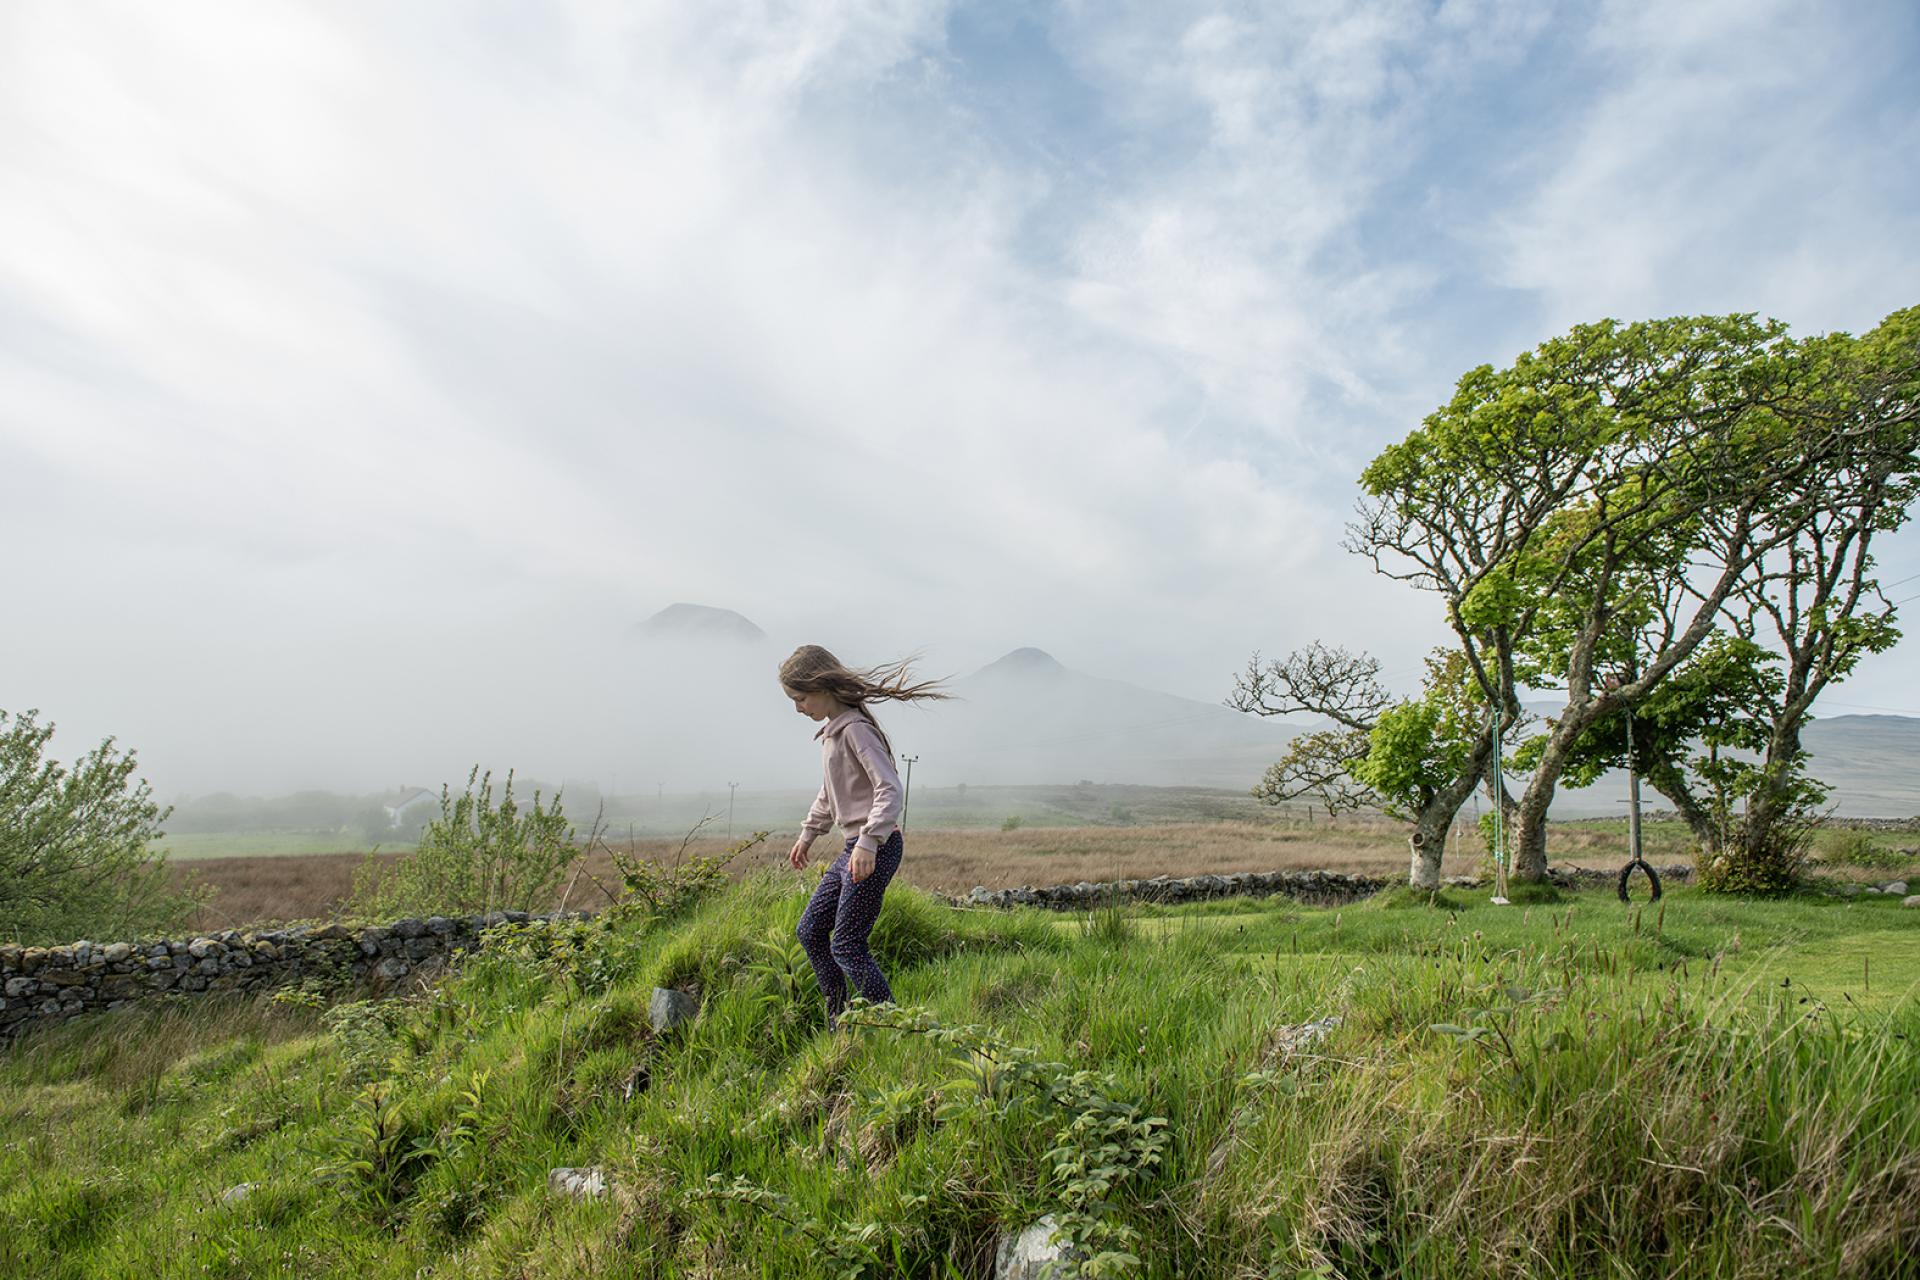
219,1182,260,1208
102,943,133,964
372,957,410,982
995,1215,1074,1279
3,977,34,998
1882,880,1909,896
426,916,455,935
145,954,174,970
1903,895,1920,908
547,1167,608,1200
1839,883,1866,897
650,986,698,1032
1269,1015,1342,1055
188,938,216,959
969,886,995,905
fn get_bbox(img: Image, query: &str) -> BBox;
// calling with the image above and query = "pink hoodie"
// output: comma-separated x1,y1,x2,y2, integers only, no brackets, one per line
800,707,903,854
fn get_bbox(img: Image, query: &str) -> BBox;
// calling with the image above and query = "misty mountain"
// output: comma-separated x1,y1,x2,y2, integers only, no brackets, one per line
884,647,1298,790
631,603,768,644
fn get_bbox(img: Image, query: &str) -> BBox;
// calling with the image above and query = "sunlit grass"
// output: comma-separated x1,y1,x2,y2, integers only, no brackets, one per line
3,874,1916,1278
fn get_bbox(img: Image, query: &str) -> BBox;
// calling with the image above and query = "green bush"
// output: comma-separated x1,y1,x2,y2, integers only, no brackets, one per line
0,708,206,945
352,768,577,918
1820,829,1913,870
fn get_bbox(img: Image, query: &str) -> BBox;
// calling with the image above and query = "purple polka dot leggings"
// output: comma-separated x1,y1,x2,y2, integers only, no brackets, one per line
797,829,903,1024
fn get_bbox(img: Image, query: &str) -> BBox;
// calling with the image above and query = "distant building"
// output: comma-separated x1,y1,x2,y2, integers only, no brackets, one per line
384,788,437,829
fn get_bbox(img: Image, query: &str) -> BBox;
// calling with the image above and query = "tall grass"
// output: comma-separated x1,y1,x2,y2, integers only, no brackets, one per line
1,874,1915,1278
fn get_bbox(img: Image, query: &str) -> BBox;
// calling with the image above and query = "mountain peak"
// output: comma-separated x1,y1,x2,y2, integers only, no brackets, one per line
973,647,1069,680
633,603,767,643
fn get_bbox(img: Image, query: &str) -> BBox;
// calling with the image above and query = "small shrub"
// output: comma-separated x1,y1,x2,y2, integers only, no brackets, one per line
1820,830,1912,870
322,1000,403,1083
1002,815,1023,832
353,767,577,918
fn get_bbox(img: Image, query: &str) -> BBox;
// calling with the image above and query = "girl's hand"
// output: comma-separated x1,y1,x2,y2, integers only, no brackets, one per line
788,837,812,870
848,845,875,883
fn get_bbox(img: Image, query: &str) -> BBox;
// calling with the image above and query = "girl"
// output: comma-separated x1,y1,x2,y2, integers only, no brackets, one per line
781,645,948,1026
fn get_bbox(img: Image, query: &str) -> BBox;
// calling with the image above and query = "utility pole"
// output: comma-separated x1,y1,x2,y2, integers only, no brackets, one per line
727,781,739,841
899,755,919,828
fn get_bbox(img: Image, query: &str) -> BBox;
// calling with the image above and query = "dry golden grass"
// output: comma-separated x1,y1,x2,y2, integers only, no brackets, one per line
174,816,1520,929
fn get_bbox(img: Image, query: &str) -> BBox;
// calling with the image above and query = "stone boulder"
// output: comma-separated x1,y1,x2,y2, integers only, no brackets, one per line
995,1216,1073,1279
650,987,698,1033
548,1167,609,1200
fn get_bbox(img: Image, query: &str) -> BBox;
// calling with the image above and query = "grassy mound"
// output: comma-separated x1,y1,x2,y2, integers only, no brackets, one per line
2,874,1917,1278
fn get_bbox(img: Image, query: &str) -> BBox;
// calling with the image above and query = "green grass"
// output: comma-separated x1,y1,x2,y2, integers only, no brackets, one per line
2,877,1917,1278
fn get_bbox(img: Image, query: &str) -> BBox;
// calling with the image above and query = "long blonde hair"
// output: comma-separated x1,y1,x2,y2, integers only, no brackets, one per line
778,645,951,754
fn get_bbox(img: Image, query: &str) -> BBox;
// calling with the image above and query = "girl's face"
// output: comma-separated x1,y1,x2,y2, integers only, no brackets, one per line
784,686,841,722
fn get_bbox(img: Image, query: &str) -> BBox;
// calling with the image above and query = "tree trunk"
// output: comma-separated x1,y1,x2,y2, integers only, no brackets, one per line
1408,736,1496,889
1738,721,1806,868
1512,728,1575,883
1644,759,1719,860
1408,822,1445,889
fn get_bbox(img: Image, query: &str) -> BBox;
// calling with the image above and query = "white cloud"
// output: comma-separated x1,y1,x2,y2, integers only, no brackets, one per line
0,1,1913,792
1493,0,1920,334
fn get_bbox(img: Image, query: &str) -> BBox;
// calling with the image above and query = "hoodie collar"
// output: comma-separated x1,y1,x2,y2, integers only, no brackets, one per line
816,707,867,741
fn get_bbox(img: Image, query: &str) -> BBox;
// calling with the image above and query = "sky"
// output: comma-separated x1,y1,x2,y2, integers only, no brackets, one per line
2,0,1917,797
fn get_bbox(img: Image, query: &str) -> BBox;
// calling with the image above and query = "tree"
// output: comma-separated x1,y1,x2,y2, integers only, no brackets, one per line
1231,644,1503,888
0,708,204,944
1541,308,1920,890
1351,312,1916,882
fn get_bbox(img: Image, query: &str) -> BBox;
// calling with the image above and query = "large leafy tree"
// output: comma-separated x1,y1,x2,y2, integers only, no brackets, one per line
0,708,204,944
1351,312,1918,882
1537,308,1920,890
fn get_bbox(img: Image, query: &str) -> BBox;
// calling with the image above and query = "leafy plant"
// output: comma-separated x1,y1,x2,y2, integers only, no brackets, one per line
0,708,207,944
845,1002,1170,1277
353,767,578,918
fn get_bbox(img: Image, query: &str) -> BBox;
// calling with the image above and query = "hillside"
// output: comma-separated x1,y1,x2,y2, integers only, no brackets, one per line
2,874,1916,1278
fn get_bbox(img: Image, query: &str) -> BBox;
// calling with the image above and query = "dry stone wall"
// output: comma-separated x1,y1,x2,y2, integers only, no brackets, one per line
0,909,584,1044
959,868,1392,910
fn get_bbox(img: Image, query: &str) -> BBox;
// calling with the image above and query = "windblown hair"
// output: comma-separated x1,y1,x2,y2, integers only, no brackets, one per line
778,645,951,754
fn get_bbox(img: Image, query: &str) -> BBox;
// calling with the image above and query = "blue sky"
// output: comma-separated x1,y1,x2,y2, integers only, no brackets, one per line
1,0,1917,792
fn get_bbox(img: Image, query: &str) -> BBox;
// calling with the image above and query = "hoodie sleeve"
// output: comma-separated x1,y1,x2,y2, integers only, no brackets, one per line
844,722,903,852
800,782,834,841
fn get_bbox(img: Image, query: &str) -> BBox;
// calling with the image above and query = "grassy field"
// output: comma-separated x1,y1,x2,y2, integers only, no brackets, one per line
3,873,1916,1279
168,810,1920,934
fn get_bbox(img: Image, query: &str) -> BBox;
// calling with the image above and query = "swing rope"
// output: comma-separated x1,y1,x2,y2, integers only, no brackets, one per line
1617,703,1663,903
1491,704,1511,904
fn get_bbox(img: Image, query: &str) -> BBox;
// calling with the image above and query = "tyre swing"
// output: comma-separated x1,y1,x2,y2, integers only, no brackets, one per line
1615,702,1662,903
